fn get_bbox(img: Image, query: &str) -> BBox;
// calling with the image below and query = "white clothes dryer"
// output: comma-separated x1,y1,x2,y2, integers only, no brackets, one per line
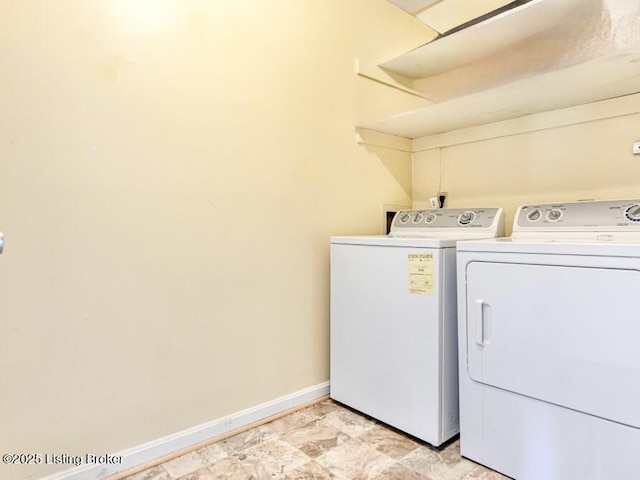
456,199,640,480
330,207,504,446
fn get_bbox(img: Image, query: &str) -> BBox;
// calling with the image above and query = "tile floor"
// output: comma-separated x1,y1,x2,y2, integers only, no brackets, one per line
119,399,509,480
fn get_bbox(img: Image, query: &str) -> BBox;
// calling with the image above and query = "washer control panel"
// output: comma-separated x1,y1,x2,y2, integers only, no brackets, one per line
391,207,503,233
515,199,640,231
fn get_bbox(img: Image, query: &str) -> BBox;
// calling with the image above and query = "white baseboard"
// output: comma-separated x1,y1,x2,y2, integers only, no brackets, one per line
40,382,330,480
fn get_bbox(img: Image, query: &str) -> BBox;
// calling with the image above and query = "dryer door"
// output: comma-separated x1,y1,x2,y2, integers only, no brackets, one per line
465,261,640,429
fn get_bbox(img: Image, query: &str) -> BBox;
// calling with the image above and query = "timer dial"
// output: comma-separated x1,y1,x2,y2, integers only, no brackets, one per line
458,211,476,225
625,204,640,222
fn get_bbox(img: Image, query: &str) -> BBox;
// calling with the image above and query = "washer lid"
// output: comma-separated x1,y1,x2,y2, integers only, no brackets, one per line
330,235,456,248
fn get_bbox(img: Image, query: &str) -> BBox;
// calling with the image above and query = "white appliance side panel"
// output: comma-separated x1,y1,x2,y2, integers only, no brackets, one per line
465,261,640,429
330,243,444,444
440,247,460,441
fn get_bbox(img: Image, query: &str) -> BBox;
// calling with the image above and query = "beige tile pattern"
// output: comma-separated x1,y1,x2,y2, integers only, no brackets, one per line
120,400,510,480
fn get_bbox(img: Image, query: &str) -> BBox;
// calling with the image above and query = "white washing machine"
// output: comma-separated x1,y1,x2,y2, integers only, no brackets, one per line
330,207,504,446
456,199,640,480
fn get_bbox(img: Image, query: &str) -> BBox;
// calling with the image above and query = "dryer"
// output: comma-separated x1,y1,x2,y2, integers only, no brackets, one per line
456,199,640,480
330,207,503,446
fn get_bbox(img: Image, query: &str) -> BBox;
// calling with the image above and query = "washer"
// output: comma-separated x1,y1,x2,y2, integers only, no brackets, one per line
456,199,640,480
330,207,504,446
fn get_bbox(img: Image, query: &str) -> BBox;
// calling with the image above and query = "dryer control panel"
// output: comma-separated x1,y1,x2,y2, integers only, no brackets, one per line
390,207,504,236
514,199,640,235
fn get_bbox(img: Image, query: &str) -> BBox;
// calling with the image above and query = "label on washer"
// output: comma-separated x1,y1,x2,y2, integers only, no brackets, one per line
408,253,434,295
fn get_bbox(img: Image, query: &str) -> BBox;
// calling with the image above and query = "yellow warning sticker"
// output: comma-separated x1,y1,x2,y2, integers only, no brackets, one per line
408,253,434,295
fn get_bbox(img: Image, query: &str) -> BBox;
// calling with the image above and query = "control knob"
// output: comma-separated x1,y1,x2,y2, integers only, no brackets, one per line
625,204,640,222
547,209,562,221
458,211,476,225
424,214,436,223
527,209,541,222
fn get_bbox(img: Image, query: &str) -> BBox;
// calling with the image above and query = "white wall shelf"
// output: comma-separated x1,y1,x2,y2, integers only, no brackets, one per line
358,0,640,140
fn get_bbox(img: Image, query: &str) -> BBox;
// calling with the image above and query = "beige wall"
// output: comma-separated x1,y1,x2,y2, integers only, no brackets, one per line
0,2,427,478
413,97,640,233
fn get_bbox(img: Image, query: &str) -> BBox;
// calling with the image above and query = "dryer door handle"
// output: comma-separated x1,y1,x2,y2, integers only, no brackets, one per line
474,299,488,346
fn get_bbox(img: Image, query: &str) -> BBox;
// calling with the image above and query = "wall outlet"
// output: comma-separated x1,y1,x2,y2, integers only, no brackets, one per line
438,192,447,208
429,194,447,208
633,141,640,155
